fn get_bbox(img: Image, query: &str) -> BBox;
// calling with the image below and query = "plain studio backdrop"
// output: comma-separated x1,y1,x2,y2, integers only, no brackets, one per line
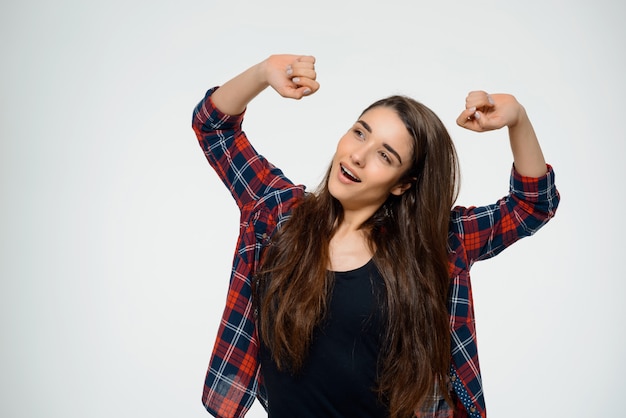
1,1,623,417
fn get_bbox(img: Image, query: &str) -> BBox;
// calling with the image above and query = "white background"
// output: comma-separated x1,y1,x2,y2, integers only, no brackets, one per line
1,1,624,417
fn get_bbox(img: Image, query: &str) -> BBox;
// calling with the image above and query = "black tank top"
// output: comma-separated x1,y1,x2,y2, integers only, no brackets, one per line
259,259,389,417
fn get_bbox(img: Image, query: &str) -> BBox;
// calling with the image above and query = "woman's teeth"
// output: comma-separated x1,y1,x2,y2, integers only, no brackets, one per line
341,164,361,182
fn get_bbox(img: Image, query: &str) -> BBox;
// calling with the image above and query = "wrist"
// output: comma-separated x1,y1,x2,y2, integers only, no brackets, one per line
255,59,271,87
508,104,528,130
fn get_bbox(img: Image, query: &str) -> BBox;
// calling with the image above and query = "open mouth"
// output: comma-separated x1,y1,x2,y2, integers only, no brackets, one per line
340,164,361,183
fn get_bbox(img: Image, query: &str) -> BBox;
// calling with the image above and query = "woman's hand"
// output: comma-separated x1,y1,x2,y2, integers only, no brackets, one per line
456,91,525,132
455,90,547,177
261,54,320,99
211,53,319,115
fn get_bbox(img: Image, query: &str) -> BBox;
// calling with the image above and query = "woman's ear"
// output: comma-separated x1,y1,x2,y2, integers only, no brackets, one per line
390,178,415,196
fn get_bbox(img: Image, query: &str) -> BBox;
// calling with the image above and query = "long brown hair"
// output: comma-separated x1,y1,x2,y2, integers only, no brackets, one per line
254,95,460,417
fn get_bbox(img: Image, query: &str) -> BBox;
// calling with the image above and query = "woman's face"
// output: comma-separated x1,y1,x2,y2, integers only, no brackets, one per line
328,106,414,212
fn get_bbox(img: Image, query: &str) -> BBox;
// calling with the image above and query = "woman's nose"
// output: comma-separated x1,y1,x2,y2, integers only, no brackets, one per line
350,152,364,167
350,144,370,167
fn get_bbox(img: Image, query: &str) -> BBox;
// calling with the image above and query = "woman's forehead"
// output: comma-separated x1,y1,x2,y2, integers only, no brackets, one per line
357,107,413,152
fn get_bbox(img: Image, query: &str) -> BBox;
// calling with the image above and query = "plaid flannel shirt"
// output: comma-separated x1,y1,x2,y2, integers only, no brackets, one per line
192,87,560,418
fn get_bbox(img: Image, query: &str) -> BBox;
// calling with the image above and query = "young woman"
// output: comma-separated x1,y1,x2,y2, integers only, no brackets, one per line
192,55,559,418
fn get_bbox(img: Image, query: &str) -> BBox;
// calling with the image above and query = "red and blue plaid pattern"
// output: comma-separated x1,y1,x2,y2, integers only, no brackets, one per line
192,87,559,418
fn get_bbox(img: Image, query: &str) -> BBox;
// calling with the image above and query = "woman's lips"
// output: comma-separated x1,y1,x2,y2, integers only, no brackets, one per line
340,163,361,183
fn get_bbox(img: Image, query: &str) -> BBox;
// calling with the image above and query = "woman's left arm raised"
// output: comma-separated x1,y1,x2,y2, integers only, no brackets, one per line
456,91,547,177
451,91,559,263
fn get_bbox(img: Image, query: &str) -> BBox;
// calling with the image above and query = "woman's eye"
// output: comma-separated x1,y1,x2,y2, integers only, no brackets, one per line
353,129,364,139
380,151,390,162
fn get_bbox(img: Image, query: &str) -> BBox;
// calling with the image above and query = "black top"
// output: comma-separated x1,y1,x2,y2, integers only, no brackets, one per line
259,259,389,417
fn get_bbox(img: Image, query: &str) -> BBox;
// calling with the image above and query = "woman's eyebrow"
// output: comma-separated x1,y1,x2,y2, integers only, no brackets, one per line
383,144,402,165
356,120,403,165
356,119,372,133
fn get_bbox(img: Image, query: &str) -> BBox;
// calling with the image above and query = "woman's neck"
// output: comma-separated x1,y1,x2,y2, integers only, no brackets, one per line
328,224,372,272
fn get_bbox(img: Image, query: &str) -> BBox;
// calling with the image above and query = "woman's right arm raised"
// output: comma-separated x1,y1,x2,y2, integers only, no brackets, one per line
211,54,319,115
192,55,319,210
